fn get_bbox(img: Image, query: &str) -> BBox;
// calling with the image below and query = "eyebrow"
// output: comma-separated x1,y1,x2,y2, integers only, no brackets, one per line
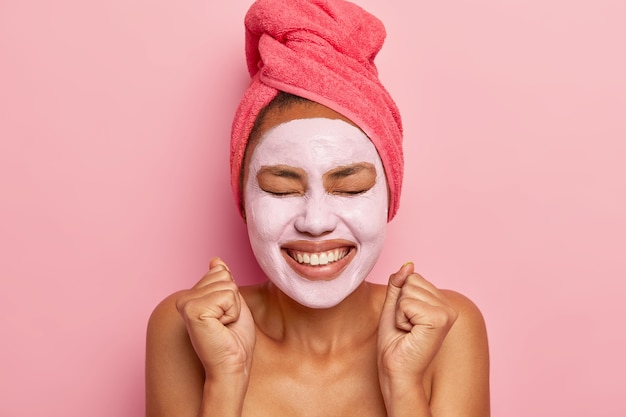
324,163,375,180
257,165,306,180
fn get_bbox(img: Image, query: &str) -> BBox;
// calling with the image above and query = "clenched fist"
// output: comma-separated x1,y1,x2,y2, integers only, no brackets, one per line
377,262,458,382
175,257,256,378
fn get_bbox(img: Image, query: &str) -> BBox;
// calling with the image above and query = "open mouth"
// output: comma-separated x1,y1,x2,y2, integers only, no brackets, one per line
280,241,356,281
286,247,351,266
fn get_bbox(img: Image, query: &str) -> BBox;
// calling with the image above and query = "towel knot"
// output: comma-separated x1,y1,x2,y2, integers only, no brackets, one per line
245,0,384,77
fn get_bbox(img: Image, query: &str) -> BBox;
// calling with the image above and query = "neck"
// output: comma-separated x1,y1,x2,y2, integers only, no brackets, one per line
260,280,380,355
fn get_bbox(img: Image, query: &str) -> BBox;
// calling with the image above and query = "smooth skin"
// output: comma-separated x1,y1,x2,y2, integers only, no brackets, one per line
145,102,490,417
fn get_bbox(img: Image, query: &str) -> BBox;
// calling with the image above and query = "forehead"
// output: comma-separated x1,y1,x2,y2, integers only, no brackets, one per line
251,117,381,172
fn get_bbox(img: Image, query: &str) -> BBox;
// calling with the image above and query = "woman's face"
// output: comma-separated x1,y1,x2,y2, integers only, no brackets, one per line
242,103,388,308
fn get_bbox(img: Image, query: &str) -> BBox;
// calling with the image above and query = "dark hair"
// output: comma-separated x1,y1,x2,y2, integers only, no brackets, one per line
247,92,312,144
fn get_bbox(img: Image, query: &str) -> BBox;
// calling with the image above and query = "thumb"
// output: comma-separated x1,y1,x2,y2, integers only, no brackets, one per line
382,262,414,309
209,256,231,272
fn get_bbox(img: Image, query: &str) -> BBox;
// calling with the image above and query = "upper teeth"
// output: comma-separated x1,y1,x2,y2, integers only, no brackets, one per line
292,249,348,266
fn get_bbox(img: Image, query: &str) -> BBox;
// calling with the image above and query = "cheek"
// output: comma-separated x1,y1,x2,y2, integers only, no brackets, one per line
245,195,297,242
337,191,388,240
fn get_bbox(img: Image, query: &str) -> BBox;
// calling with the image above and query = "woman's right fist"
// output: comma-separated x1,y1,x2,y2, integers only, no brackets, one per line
175,257,256,377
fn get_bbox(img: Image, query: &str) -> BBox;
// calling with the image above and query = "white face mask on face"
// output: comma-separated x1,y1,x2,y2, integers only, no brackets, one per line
244,118,388,309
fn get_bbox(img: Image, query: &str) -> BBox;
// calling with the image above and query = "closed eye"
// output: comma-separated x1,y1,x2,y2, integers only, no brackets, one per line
323,162,377,196
257,165,307,197
333,189,368,196
265,190,301,197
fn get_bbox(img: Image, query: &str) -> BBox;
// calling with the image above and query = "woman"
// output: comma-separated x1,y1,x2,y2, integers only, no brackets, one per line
146,1,489,416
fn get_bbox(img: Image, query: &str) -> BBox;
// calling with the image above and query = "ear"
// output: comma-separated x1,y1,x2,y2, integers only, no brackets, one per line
241,206,247,224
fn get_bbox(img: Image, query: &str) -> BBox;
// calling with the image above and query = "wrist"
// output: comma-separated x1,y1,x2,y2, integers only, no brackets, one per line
199,373,249,417
379,374,431,417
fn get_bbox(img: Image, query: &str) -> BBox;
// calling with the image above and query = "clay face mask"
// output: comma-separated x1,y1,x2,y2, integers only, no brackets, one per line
244,118,388,309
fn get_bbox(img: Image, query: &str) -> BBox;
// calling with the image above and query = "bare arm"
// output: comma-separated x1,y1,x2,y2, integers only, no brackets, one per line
145,292,206,417
145,259,255,417
429,290,490,416
378,263,490,417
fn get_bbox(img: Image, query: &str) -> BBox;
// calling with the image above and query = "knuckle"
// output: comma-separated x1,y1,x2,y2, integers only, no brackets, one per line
429,312,449,328
212,267,232,279
175,291,192,313
402,275,427,293
406,272,425,284
448,305,460,323
177,297,202,320
430,308,455,329
197,268,235,287
176,287,239,322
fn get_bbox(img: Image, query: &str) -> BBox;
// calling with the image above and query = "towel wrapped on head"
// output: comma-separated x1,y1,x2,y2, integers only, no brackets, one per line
230,0,404,221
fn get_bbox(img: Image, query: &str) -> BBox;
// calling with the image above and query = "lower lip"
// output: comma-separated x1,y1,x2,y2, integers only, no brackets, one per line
281,248,356,281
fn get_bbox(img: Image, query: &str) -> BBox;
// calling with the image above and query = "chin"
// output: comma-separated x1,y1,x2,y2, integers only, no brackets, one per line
280,274,364,309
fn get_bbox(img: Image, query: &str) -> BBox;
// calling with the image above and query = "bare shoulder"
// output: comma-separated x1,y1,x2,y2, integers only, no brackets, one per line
146,291,205,416
147,290,186,334
433,289,489,361
146,290,202,370
441,289,488,333
432,289,490,416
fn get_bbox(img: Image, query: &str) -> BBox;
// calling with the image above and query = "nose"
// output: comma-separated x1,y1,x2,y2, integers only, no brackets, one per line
294,195,338,236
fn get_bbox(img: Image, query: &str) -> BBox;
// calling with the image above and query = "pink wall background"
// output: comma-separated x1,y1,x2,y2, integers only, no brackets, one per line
1,0,624,415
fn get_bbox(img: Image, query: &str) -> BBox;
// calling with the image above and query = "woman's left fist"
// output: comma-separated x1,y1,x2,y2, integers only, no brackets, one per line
377,262,458,380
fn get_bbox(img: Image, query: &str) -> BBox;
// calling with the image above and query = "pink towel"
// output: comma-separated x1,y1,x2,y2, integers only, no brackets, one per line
230,0,404,221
